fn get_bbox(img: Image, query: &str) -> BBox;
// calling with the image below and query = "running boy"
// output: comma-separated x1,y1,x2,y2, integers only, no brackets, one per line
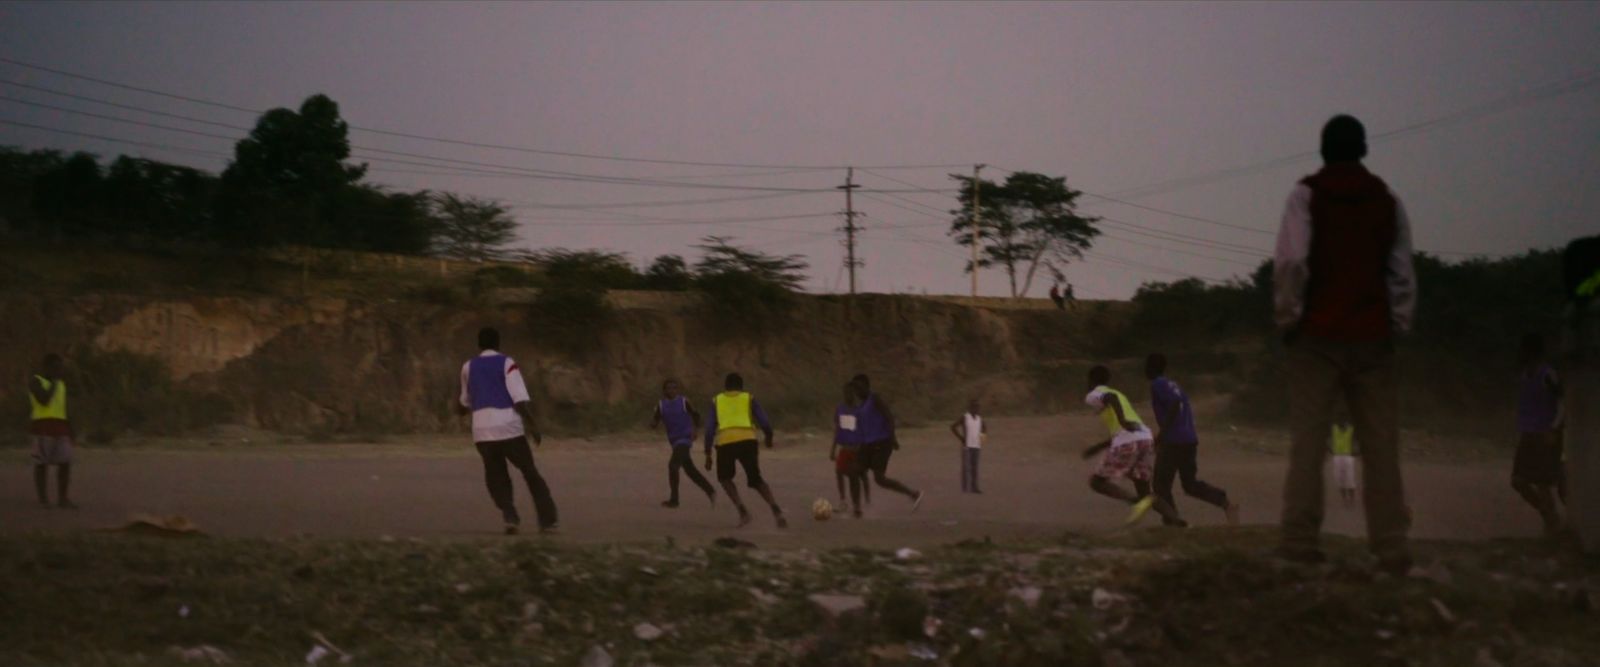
704,373,787,528
458,327,558,535
651,379,716,508
830,382,869,515
1512,334,1565,536
1145,353,1238,524
28,353,76,509
1082,365,1185,527
1330,417,1358,509
851,375,925,510
950,398,985,493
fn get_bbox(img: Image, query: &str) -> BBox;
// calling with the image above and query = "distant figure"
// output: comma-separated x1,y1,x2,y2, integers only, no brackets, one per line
28,353,76,509
829,381,870,516
1512,334,1565,536
1064,283,1077,309
1273,114,1416,573
1145,353,1238,524
704,373,787,528
850,374,925,511
1330,417,1358,509
1081,365,1185,527
949,398,985,494
650,379,716,509
458,327,558,535
1049,284,1065,310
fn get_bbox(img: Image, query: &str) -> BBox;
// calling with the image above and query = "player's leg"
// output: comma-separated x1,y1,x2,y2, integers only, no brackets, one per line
504,436,558,530
867,442,919,501
1281,339,1340,560
34,464,49,507
1177,444,1232,512
679,447,716,502
1346,341,1410,571
1152,442,1180,516
740,444,786,527
716,444,750,525
476,440,519,530
665,448,683,507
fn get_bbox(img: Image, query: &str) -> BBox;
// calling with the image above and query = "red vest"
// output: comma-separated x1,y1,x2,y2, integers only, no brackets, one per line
1300,164,1398,341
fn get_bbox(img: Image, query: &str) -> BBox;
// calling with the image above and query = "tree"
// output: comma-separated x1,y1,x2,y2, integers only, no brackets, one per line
430,193,517,260
692,236,808,291
948,171,1100,297
214,94,367,248
526,248,641,289
643,254,693,290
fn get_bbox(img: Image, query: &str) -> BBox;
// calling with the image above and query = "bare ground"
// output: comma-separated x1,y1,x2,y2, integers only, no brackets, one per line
1,415,1538,548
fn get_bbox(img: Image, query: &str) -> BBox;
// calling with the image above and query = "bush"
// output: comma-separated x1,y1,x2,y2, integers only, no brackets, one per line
67,347,232,439
527,286,614,357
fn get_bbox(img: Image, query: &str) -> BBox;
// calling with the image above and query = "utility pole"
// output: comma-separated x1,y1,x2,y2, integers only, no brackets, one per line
971,163,986,298
838,167,862,295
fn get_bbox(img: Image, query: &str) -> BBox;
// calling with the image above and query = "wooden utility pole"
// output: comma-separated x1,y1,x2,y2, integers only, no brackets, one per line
838,167,862,295
971,164,986,298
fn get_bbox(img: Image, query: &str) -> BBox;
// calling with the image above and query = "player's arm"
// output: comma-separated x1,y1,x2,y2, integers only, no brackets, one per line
829,440,838,461
703,408,717,468
29,375,54,405
455,365,472,416
649,404,662,430
685,399,701,442
877,396,900,449
752,400,775,448
1081,439,1111,460
505,360,541,445
950,418,965,444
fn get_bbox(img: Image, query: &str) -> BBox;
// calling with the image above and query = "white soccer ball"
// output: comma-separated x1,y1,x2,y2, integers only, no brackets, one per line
811,498,834,521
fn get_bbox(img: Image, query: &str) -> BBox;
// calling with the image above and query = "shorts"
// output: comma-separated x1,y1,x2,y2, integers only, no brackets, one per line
855,439,895,477
1332,454,1357,491
1513,432,1564,486
716,439,765,488
835,447,859,474
31,435,74,465
1094,438,1154,481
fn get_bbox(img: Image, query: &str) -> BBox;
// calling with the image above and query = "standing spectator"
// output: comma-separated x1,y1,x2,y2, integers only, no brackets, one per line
1273,114,1416,574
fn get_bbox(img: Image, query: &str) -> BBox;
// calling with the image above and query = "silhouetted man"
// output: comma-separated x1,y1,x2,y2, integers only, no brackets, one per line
1273,115,1415,574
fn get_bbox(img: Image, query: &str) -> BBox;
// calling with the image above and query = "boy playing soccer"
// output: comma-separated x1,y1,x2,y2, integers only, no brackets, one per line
1145,353,1239,524
950,399,985,493
1512,334,1566,536
1081,365,1185,527
704,373,788,528
830,382,870,516
1330,417,1358,508
28,353,76,509
650,379,716,508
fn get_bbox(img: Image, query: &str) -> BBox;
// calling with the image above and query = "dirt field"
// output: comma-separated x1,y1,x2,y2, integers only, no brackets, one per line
1,415,1537,548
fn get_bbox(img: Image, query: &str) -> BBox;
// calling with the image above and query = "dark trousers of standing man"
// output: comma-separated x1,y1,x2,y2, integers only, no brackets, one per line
668,445,715,503
476,435,558,528
1281,336,1410,561
960,447,981,493
1153,441,1230,518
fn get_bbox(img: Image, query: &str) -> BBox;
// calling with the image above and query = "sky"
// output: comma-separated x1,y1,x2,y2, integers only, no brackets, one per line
2,1,1597,299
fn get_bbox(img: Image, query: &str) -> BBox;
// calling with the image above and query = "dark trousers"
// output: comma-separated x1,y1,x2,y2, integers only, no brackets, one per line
1153,441,1229,514
960,448,981,492
1282,337,1409,559
475,436,558,528
668,446,714,502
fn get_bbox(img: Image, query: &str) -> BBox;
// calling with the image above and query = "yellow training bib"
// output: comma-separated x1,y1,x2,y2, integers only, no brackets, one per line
29,376,67,421
715,391,756,446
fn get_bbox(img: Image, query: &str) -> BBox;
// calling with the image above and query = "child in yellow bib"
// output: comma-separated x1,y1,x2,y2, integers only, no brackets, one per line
1080,366,1185,527
703,373,787,528
1330,420,1357,508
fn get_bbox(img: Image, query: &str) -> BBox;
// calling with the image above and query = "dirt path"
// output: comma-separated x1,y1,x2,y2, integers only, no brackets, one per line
1,415,1536,548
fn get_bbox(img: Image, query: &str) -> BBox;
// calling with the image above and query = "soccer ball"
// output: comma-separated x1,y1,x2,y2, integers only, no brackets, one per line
811,498,834,521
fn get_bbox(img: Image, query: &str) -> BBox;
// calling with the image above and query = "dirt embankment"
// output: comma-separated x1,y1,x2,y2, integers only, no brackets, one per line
0,291,1132,436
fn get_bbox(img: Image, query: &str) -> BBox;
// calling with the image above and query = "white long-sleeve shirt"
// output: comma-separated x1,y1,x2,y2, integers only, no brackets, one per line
1272,182,1417,334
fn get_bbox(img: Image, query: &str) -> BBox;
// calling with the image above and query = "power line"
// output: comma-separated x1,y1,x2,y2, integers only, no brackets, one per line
0,56,974,171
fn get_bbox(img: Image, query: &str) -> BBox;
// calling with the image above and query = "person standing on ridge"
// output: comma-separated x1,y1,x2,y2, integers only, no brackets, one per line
1273,114,1416,574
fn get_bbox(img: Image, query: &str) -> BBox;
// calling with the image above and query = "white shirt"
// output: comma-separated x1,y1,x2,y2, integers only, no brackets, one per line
459,350,532,443
1272,182,1417,333
962,413,983,449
